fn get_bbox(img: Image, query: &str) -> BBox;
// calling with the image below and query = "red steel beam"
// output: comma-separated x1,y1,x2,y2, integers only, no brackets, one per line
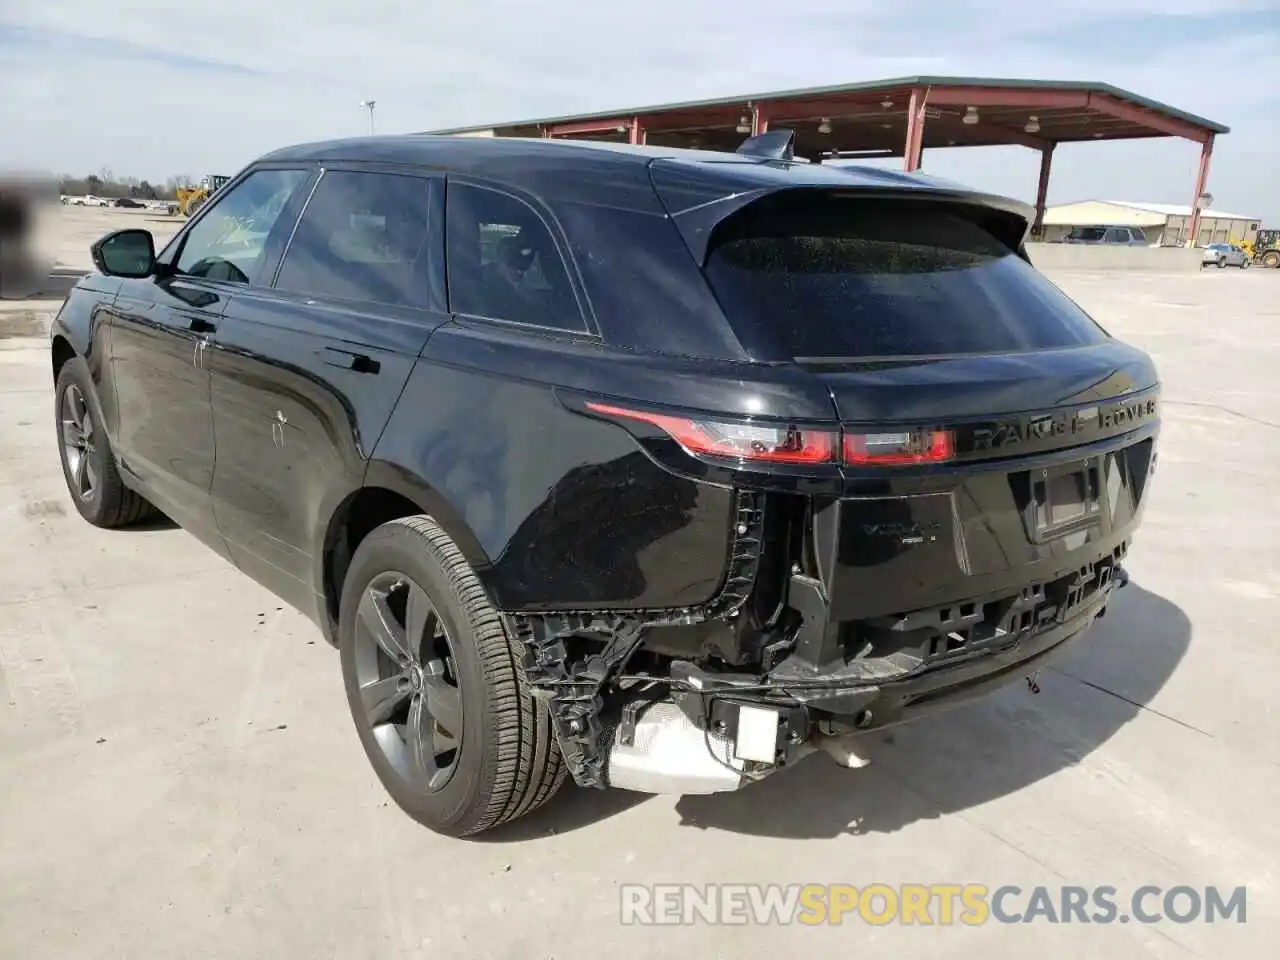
918,112,1051,151
639,108,745,132
1086,92,1209,143
928,86,1091,109
1186,134,1215,247
763,95,912,121
546,118,632,137
903,87,924,171
1033,144,1054,237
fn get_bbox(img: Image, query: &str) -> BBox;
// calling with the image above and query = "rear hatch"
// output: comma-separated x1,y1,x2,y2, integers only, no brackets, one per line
692,187,1161,626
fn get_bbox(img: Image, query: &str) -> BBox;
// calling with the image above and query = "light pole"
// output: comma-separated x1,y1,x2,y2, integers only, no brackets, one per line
360,99,377,136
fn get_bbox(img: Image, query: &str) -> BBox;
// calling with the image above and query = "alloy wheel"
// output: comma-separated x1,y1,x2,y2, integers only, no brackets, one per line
352,571,463,792
61,383,98,501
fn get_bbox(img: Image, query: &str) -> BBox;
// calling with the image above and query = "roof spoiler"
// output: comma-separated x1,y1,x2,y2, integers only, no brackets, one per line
735,129,795,162
649,160,1034,265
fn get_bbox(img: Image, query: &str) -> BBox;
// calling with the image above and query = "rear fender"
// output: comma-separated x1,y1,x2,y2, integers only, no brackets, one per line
358,459,493,571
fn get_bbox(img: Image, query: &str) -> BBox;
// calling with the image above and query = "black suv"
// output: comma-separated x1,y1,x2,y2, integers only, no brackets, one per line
50,132,1159,836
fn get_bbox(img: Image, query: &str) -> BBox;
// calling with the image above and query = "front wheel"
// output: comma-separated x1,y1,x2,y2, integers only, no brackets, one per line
338,516,565,836
54,358,157,527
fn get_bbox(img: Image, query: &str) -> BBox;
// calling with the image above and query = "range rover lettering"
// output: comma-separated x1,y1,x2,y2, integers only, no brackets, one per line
50,131,1159,836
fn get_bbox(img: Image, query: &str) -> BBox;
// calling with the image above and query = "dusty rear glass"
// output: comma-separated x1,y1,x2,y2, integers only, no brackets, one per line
704,196,1108,359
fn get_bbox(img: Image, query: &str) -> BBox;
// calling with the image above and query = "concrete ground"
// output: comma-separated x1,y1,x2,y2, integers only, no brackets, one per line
1,243,1278,957
30,204,185,275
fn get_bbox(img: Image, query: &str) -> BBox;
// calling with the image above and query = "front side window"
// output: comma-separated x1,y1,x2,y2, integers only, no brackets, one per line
274,171,437,308
445,183,583,331
175,168,308,285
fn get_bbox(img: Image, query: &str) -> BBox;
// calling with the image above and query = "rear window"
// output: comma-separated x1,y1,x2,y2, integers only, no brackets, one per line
704,198,1109,359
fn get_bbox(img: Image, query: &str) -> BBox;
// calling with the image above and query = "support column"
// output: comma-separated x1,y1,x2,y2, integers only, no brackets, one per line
1032,144,1054,238
628,117,644,145
1186,134,1215,248
903,87,925,172
752,103,769,136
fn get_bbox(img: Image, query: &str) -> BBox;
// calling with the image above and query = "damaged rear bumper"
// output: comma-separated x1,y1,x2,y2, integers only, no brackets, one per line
599,579,1116,796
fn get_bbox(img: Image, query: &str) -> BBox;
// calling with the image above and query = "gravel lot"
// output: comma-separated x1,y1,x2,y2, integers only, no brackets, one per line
1,222,1277,958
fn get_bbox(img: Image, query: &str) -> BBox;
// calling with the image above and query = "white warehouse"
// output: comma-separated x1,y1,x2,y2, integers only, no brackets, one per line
1041,200,1261,247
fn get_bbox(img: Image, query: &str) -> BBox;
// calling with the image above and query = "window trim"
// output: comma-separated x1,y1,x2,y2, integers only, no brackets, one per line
266,164,447,314
157,162,317,289
443,175,598,338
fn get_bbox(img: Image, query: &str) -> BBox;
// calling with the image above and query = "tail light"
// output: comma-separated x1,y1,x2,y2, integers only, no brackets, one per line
584,401,953,467
844,429,954,465
584,401,836,465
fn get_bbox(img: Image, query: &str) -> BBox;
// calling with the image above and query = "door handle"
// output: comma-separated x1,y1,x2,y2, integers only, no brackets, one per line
189,317,217,334
322,347,380,375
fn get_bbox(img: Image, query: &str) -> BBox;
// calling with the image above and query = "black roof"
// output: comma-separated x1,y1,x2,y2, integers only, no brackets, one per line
256,134,1030,219
260,133,840,169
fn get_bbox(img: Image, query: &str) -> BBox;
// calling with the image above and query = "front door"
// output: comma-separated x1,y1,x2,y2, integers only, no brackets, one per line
108,275,228,546
106,166,313,550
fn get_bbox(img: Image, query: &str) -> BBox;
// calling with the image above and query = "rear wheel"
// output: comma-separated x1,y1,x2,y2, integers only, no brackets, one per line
338,515,564,836
1216,259,1227,269
1262,251,1279,269
54,358,157,527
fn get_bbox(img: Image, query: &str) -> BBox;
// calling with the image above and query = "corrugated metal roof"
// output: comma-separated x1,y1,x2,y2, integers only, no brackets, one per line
423,75,1230,137
1045,200,1259,223
1097,200,1259,221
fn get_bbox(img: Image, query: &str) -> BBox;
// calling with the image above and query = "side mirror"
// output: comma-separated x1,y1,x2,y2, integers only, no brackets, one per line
91,229,155,278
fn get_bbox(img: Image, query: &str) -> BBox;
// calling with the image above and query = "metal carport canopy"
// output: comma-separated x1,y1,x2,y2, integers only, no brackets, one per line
424,75,1229,244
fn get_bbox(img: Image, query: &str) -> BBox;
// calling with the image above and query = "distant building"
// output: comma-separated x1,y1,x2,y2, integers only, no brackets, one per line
1041,200,1260,247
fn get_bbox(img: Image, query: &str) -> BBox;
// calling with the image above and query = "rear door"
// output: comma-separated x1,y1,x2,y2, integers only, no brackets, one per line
208,166,447,613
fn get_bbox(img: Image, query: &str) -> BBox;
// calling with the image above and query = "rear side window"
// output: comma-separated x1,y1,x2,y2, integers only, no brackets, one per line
274,171,437,309
704,198,1108,359
445,183,584,332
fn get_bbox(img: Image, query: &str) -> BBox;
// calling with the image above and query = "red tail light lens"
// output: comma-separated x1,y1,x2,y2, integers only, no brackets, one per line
843,429,955,465
584,401,837,465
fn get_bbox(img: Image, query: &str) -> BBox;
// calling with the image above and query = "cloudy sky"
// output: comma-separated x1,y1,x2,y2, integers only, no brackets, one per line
2,1,1277,220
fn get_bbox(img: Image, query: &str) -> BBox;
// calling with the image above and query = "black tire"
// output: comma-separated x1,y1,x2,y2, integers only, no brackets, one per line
1260,252,1278,269
1216,259,1226,269
338,515,565,836
54,357,157,527
187,194,207,218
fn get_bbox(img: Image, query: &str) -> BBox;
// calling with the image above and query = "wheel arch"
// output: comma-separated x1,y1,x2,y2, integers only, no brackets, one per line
51,333,76,385
317,464,494,644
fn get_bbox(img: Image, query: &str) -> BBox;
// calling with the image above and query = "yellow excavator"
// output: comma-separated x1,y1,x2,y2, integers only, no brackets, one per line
1236,231,1280,268
172,174,231,217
